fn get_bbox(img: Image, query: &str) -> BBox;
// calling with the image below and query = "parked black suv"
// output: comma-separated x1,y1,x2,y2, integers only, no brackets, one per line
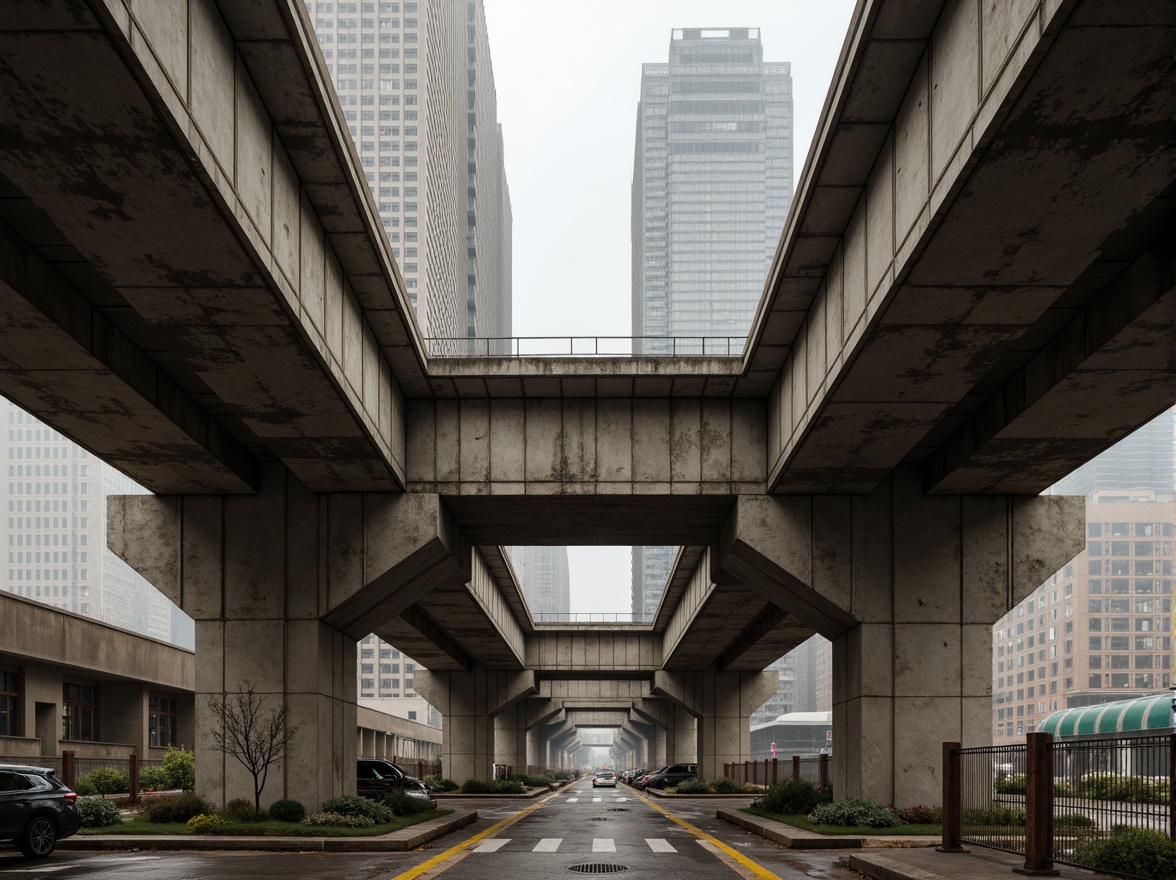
636,763,697,790
357,760,434,804
0,764,80,858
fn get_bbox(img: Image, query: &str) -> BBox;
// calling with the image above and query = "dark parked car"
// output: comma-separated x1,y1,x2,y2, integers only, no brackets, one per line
623,768,646,785
0,764,79,858
357,759,434,804
635,763,696,790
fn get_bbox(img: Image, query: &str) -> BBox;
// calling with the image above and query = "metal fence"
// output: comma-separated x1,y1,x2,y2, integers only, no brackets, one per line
424,335,746,358
723,755,830,788
532,612,650,624
944,733,1175,877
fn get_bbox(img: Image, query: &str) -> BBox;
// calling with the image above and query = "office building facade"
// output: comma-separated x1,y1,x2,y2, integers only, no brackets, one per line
631,545,676,622
307,0,511,344
507,546,571,620
632,27,792,354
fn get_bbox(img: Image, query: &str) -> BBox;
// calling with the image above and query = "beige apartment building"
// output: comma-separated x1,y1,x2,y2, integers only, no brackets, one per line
993,490,1174,744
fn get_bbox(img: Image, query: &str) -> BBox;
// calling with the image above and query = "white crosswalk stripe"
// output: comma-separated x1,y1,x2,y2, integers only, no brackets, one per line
591,796,602,802
533,838,562,852
646,838,677,852
566,797,579,802
473,838,511,853
593,838,616,853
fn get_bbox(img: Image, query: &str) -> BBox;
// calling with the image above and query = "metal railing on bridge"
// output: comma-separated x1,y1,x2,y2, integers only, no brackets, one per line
531,612,651,624
424,336,746,358
942,732,1174,877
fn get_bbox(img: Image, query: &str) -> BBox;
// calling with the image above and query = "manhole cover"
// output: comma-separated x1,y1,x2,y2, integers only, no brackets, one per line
607,808,630,812
589,816,609,821
568,865,628,874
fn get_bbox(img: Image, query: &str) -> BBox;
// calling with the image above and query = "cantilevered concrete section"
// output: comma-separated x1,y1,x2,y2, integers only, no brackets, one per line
0,0,1170,809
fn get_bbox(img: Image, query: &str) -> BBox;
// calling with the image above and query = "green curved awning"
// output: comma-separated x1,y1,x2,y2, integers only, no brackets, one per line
1040,693,1174,738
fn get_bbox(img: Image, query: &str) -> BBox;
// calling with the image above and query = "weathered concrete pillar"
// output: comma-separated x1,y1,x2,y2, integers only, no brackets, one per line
110,469,469,810
415,667,535,783
716,467,1085,806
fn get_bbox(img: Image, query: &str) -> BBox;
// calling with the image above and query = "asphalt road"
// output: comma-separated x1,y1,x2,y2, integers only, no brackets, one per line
0,786,861,880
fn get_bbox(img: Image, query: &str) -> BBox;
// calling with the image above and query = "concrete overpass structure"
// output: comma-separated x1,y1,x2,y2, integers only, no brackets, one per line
0,0,1170,808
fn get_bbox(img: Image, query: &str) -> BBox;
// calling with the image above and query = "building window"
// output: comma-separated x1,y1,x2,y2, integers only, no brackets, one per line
62,683,98,741
0,669,18,736
148,696,178,748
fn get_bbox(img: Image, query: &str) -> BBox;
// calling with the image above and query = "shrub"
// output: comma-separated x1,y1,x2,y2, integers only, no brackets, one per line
741,783,762,794
1055,812,1096,829
460,779,526,795
1073,827,1176,880
711,777,741,794
675,780,710,794
138,765,170,792
221,797,265,822
552,770,574,781
303,811,375,828
187,813,229,834
995,773,1026,795
383,792,435,816
962,806,1025,827
425,776,458,792
808,798,903,828
158,746,196,791
76,796,123,828
509,773,553,788
144,792,214,824
891,804,942,825
758,779,825,815
76,766,130,796
321,794,393,824
268,799,306,823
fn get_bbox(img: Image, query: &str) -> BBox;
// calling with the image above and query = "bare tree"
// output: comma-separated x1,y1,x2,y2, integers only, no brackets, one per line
206,682,301,813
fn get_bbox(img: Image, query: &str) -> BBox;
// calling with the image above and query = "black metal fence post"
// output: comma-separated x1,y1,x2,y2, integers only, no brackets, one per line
937,742,967,853
1016,732,1059,876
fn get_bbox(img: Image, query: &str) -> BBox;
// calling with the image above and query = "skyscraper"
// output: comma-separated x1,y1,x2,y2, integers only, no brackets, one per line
632,27,792,354
507,546,571,619
306,0,511,345
631,545,676,622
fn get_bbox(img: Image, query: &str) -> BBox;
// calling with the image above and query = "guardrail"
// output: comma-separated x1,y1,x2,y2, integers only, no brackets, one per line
942,733,1174,877
424,336,746,357
531,612,651,624
723,755,830,788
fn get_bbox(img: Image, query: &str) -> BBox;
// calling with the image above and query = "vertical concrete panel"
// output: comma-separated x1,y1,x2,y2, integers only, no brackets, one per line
894,57,930,248
893,622,962,697
980,0,1038,96
892,468,960,622
489,399,525,484
180,496,223,620
223,619,285,693
962,496,1011,623
930,0,980,184
842,202,867,339
434,401,460,481
865,132,895,302
133,0,188,99
791,330,809,414
233,61,271,243
271,141,300,291
458,399,490,484
596,399,632,483
812,496,853,615
188,0,234,178
670,398,702,483
298,194,326,336
341,283,363,398
326,494,364,614
223,467,285,620
524,399,562,483
825,247,845,376
730,400,766,486
361,322,379,422
405,400,436,483
562,398,596,483
807,295,827,403
324,253,343,363
284,474,320,620
632,399,671,485
700,399,732,483
766,377,782,471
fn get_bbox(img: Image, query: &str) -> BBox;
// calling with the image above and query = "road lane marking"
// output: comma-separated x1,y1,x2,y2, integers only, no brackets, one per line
566,797,579,802
390,786,561,880
472,839,510,853
646,838,676,852
637,792,783,880
592,838,615,852
533,838,562,852
591,796,602,802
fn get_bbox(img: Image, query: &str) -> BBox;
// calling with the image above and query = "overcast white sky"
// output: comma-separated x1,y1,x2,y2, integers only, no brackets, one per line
481,0,858,613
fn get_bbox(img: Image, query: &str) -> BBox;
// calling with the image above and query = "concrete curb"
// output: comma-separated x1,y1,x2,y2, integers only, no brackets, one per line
847,853,945,880
59,809,478,853
716,808,862,849
435,786,552,799
646,789,758,799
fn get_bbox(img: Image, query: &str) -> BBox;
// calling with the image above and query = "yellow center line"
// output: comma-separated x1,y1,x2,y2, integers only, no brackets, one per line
390,787,563,880
635,790,783,880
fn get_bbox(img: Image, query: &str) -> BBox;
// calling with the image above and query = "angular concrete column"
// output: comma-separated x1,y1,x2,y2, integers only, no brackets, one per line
415,667,535,783
716,466,1085,806
110,469,470,809
654,668,776,781
632,697,695,766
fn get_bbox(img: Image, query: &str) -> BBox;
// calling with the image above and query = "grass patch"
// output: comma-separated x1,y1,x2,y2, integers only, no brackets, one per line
79,809,451,838
742,807,940,837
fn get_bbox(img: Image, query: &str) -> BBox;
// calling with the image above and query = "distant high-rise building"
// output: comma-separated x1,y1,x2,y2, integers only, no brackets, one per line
0,398,189,647
507,546,571,619
1047,408,1176,497
307,0,511,346
631,546,675,622
632,27,792,353
790,635,832,713
751,653,796,725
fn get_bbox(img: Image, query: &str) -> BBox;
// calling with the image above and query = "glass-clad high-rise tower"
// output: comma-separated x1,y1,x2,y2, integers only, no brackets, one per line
632,27,792,354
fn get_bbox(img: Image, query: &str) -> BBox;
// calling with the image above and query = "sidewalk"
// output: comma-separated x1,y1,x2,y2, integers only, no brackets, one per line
57,809,477,853
849,847,1119,880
